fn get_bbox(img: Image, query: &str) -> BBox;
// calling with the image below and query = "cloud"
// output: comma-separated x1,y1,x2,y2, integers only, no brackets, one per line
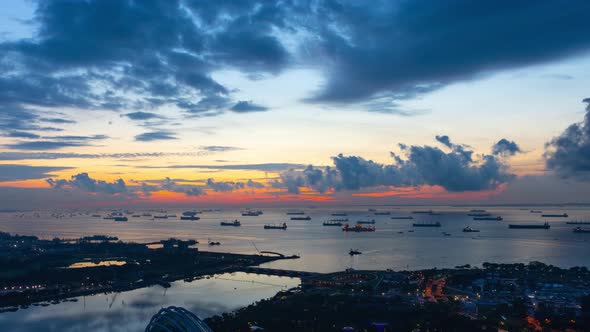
199,146,243,152
206,179,245,192
0,151,208,161
492,138,522,156
38,117,76,124
124,112,162,120
246,179,265,188
4,141,88,150
47,173,127,194
304,1,590,105
136,163,305,172
4,131,41,139
274,136,514,193
230,101,269,113
545,98,590,179
134,131,177,141
0,164,71,181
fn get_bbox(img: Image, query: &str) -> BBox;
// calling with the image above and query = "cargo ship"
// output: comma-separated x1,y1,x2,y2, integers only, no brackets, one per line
114,216,128,222
323,221,343,226
530,210,543,213
180,216,200,220
374,211,391,215
509,223,550,229
286,211,305,215
290,216,311,220
473,216,503,221
357,219,376,224
242,210,263,216
412,222,441,227
220,220,241,227
342,224,375,232
470,209,486,213
330,218,349,222
566,221,590,225
541,213,568,218
154,215,168,219
468,213,491,217
390,216,413,219
264,223,287,230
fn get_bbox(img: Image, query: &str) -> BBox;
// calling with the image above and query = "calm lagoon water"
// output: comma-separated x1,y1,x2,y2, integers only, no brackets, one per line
0,272,299,332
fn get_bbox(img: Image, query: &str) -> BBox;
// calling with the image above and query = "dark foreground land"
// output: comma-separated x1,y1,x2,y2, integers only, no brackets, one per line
207,263,590,331
0,231,283,308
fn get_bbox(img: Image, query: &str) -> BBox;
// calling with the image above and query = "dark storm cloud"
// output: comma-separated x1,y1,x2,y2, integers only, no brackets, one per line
545,98,590,179
0,164,71,181
1,0,589,122
134,131,177,142
305,0,590,104
123,112,163,121
206,179,245,192
492,139,522,156
230,101,269,113
47,173,127,194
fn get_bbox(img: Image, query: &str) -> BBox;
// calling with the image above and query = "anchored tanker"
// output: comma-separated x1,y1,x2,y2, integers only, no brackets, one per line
509,223,550,229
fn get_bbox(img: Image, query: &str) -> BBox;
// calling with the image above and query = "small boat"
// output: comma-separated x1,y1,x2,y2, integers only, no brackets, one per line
541,213,568,218
412,222,441,227
91,214,101,218
357,219,376,224
180,216,200,220
114,216,128,222
132,215,141,218
573,227,590,233
323,221,342,226
530,210,543,213
290,216,311,220
142,213,152,217
390,216,413,219
264,223,287,230
442,232,451,236
462,226,480,233
473,216,503,221
208,239,221,246
349,249,362,256
220,220,241,227
509,222,550,229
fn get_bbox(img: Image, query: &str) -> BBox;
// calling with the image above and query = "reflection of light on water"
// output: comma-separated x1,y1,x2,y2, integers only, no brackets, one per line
66,260,126,269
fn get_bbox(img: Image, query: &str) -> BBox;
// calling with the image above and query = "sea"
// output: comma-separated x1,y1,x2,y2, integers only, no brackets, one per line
1,205,589,331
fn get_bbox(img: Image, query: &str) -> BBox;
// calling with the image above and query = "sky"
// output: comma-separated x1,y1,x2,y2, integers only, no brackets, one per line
1,0,590,209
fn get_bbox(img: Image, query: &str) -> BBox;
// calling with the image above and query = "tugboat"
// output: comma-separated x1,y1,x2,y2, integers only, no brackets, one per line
462,226,480,233
322,221,343,226
349,249,362,256
264,223,287,230
220,220,241,227
573,227,590,233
